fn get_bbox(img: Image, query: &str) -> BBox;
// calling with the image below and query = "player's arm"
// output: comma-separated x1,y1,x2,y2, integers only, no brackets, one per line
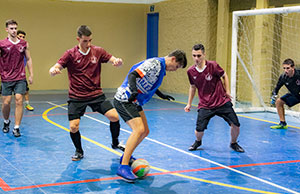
155,89,175,101
127,70,141,102
108,56,123,67
25,43,33,84
270,75,284,104
184,84,196,112
221,72,232,98
49,63,63,76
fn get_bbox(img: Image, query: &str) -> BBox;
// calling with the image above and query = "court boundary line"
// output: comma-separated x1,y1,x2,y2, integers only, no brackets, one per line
3,155,299,193
42,102,300,194
0,101,293,193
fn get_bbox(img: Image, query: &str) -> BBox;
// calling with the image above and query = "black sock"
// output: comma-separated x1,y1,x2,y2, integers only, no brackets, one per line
70,131,83,153
280,121,287,126
110,121,120,146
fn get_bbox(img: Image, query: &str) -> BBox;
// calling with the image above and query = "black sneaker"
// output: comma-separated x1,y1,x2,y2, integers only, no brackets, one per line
230,142,245,153
3,120,10,133
12,128,21,137
112,143,125,152
188,140,202,151
71,151,84,161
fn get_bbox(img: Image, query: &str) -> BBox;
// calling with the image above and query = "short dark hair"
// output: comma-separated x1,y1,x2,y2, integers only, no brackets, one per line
168,49,187,68
5,19,18,27
77,25,92,38
192,44,205,53
17,30,26,36
283,58,294,67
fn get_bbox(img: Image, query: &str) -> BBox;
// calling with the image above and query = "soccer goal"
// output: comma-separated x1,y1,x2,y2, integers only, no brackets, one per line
231,6,300,116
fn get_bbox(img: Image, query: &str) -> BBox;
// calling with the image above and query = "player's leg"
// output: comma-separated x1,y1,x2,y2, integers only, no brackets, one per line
69,119,84,161
105,108,125,151
113,99,144,182
13,93,24,137
68,100,86,161
90,95,124,151
217,102,244,152
2,95,12,133
189,108,212,151
271,93,300,129
11,80,26,137
24,81,34,111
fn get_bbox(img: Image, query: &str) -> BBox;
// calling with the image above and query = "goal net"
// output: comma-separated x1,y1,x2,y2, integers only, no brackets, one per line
231,6,300,116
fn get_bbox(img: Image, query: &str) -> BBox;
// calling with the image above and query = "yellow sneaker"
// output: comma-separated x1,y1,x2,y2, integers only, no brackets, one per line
25,104,34,111
270,124,288,129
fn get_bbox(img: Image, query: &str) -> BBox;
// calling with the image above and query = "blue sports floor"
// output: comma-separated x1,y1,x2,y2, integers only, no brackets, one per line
0,92,299,194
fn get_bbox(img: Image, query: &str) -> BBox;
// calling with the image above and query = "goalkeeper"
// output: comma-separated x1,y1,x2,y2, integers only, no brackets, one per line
270,58,300,129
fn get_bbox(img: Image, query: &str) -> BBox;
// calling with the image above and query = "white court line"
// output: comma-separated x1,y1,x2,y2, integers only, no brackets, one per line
47,101,299,194
0,155,48,194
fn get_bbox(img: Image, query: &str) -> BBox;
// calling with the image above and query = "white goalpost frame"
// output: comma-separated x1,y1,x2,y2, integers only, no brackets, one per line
231,6,300,114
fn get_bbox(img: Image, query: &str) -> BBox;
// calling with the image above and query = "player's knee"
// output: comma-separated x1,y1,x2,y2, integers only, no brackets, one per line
15,99,23,106
2,101,11,106
144,128,150,137
195,127,205,132
275,98,284,106
105,109,119,122
136,126,147,136
70,124,79,133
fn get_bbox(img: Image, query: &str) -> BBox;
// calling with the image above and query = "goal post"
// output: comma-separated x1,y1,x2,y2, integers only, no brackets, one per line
231,6,300,116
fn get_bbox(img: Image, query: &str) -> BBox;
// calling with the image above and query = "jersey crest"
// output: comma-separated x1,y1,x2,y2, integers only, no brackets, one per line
205,73,212,81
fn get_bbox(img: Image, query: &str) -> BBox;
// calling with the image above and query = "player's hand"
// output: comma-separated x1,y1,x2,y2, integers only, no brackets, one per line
184,104,191,112
113,58,123,67
28,75,33,84
49,66,61,76
160,94,175,101
128,92,138,103
270,95,277,105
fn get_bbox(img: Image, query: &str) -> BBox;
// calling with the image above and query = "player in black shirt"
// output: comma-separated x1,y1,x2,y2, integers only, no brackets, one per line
270,58,300,129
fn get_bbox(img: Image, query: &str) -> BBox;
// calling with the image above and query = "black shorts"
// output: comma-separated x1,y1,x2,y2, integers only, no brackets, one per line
1,80,27,96
280,93,300,107
196,101,240,132
68,94,114,121
113,98,143,122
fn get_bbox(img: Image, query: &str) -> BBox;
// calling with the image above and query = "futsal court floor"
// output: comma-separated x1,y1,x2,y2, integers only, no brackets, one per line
0,92,299,194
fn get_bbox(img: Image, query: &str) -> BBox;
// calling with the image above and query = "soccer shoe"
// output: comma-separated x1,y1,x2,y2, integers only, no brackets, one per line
270,124,288,129
71,151,84,161
120,154,136,166
25,104,34,111
12,128,21,137
2,120,10,133
111,142,125,152
188,140,202,151
117,165,137,183
230,142,245,153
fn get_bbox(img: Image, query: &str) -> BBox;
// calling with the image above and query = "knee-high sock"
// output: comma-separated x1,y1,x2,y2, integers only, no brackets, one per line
70,131,83,153
110,121,120,145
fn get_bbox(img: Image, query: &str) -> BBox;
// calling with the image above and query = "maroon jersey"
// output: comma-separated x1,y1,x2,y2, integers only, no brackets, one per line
187,60,230,109
0,38,27,82
58,45,112,99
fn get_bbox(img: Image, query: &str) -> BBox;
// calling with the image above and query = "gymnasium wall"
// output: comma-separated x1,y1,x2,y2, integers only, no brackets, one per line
0,0,147,91
152,0,218,94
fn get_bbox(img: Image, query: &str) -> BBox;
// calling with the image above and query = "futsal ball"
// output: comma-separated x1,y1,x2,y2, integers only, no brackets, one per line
131,158,150,178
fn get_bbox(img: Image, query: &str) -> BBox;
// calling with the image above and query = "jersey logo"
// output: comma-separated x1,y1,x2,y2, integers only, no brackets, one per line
205,73,212,81
18,46,25,52
193,76,197,79
91,56,97,64
296,79,300,85
77,59,81,63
